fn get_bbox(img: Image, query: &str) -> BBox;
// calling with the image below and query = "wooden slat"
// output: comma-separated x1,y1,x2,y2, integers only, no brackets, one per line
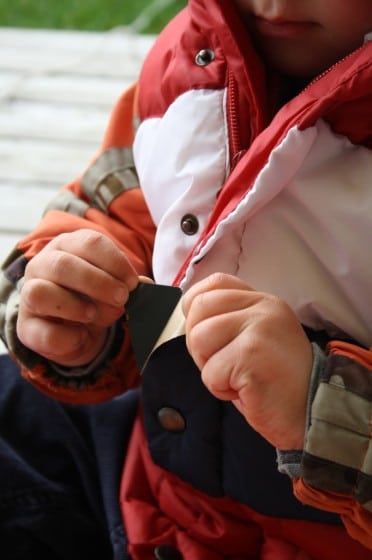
1,182,61,233
4,74,132,108
0,101,112,142
0,27,154,78
0,138,94,184
0,232,25,263
0,26,154,354
0,71,20,100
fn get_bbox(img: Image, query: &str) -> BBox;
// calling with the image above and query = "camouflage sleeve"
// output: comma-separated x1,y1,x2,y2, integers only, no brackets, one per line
302,342,372,508
290,341,372,550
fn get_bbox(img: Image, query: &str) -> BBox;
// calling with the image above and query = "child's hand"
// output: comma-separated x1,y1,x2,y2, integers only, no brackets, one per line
183,273,313,450
17,229,139,367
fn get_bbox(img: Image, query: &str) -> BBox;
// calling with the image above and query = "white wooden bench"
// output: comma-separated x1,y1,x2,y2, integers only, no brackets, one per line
0,27,155,353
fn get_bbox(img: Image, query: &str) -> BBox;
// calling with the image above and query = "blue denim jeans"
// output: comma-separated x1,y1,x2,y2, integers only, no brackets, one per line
0,354,138,560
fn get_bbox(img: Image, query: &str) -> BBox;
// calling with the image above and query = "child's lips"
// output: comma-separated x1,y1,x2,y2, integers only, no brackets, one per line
252,16,318,39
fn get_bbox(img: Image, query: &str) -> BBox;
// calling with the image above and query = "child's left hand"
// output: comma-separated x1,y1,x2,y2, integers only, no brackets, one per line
183,273,313,450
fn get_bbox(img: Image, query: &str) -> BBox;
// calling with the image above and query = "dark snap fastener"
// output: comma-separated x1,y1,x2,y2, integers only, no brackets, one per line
181,213,199,235
154,545,184,560
157,407,186,432
195,48,215,66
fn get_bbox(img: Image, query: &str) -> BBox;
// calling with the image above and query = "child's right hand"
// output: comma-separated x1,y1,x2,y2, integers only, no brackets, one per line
17,229,139,367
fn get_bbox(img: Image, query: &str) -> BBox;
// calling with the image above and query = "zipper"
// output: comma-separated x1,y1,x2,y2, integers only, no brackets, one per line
227,68,242,171
226,41,368,172
301,42,367,95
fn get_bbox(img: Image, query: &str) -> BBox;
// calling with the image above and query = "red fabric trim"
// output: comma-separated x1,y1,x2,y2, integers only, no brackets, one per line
120,415,370,559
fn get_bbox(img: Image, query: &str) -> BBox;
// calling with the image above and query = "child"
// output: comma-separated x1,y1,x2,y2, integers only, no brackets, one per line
0,0,371,558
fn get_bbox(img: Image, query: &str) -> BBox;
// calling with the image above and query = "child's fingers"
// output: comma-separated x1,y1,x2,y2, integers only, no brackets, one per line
185,308,245,371
184,288,261,333
16,315,106,365
48,229,138,288
183,272,253,316
20,277,124,330
20,278,97,322
25,250,132,309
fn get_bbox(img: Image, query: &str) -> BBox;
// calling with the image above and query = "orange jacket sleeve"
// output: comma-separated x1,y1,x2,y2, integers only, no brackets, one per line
0,82,156,404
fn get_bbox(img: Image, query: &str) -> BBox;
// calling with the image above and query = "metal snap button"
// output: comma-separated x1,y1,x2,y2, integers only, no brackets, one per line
157,407,186,432
180,213,199,235
195,48,215,66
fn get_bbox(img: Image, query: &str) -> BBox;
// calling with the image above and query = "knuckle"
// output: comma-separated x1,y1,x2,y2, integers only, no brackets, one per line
23,255,40,279
55,231,70,245
20,279,41,309
49,251,72,277
81,229,107,252
188,321,205,350
207,272,228,289
192,290,207,309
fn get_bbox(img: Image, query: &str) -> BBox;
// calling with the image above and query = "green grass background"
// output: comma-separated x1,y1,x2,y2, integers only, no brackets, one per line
0,0,187,33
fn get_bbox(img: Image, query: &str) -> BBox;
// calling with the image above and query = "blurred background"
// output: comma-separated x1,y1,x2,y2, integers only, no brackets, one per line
0,0,188,298
0,0,187,34
0,0,189,355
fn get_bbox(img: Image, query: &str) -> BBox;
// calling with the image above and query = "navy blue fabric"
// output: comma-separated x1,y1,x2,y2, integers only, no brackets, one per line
0,353,138,560
142,336,341,524
0,334,342,559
